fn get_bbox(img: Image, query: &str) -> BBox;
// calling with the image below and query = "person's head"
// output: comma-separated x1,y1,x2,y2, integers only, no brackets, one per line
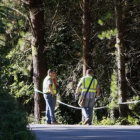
51,71,57,79
86,69,93,76
52,71,57,79
47,69,56,79
47,69,53,77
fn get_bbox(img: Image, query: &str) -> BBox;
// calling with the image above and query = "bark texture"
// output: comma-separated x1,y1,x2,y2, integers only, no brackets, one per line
28,0,46,122
114,0,128,118
82,0,92,76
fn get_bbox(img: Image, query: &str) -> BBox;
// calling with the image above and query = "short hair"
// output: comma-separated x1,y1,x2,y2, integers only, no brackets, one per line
86,69,93,75
47,69,53,75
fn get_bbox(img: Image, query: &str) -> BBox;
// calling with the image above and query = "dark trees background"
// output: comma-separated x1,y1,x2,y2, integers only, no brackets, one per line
0,0,140,125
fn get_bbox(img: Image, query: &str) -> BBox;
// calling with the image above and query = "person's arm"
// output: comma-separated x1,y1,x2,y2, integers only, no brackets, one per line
75,78,82,100
96,87,100,97
75,78,82,94
76,86,80,95
48,78,55,96
75,86,80,100
49,84,55,96
96,80,100,97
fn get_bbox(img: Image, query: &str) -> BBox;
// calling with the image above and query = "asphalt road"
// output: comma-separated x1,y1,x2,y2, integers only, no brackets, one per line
30,124,140,140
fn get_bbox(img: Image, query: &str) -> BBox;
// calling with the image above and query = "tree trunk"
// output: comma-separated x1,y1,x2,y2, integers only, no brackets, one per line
114,0,128,118
28,0,46,122
82,0,92,76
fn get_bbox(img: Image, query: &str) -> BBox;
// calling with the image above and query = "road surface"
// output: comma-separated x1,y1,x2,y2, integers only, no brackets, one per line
30,124,140,140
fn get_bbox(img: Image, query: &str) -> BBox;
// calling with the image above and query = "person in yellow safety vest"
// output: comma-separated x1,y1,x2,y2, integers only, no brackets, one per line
75,69,100,125
43,69,58,125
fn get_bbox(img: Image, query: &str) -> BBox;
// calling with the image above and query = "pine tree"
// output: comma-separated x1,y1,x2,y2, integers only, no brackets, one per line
28,0,46,122
114,0,128,118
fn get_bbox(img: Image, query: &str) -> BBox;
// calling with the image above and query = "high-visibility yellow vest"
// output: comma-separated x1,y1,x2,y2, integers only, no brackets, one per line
43,77,56,94
44,82,56,94
79,88,82,93
82,76,97,92
52,83,56,94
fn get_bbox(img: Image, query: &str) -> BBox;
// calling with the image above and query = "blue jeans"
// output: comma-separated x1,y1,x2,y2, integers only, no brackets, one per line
81,92,95,125
44,94,56,123
82,107,93,125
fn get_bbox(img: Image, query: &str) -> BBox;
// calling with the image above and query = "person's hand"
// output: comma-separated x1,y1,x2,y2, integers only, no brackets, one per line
95,97,98,102
51,92,55,97
75,94,79,100
95,95,100,102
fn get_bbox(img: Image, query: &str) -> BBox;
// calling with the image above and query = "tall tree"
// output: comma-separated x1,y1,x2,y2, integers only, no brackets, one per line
82,0,92,76
114,0,128,117
28,0,46,122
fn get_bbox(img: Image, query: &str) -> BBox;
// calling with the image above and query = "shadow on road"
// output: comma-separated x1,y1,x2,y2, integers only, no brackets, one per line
31,126,140,140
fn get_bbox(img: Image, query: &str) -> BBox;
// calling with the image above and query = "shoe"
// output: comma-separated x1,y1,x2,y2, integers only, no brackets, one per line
51,121,59,125
46,122,51,125
83,118,90,125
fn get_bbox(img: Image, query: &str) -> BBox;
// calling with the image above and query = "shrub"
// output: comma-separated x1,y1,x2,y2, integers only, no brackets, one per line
0,93,35,140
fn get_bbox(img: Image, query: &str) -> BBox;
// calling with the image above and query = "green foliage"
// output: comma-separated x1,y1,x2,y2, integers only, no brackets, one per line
98,19,104,26
39,116,46,124
100,117,115,125
128,115,139,125
55,94,81,124
109,70,118,109
0,92,35,140
98,29,117,40
128,96,140,110
0,2,33,114
94,115,139,125
27,114,35,124
0,0,140,126
0,4,34,134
